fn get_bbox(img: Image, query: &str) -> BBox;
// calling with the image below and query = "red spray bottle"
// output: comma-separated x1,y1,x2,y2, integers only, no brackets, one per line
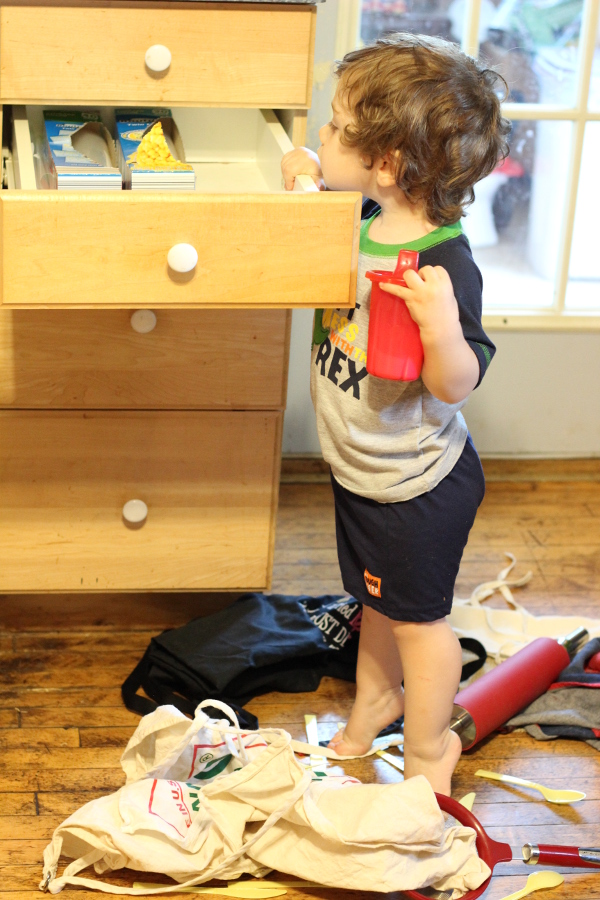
366,249,422,381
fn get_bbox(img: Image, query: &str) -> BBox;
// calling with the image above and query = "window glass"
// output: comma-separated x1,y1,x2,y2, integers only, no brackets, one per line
360,0,461,46
565,121,600,310
480,0,584,106
589,11,600,109
466,120,572,309
354,0,597,315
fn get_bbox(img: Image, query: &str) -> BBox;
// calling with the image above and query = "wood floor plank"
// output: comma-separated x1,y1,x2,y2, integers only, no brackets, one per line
0,709,19,727
0,866,43,892
36,791,110,816
0,769,124,793
79,727,136,748
473,798,600,825
12,632,156,653
0,794,36,816
0,816,58,840
0,727,80,749
0,747,121,770
20,707,140,728
0,840,50,866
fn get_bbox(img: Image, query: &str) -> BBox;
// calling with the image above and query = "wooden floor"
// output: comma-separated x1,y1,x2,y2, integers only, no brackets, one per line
1,469,600,899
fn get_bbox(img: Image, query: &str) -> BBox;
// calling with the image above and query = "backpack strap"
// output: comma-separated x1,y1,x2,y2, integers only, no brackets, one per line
121,649,258,729
459,637,487,681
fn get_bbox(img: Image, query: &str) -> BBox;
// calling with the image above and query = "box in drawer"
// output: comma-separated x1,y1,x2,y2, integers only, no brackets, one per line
0,4,316,108
0,410,281,592
0,308,290,409
0,106,361,309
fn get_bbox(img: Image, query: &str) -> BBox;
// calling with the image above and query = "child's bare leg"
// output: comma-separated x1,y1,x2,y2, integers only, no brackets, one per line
391,616,462,795
328,604,404,756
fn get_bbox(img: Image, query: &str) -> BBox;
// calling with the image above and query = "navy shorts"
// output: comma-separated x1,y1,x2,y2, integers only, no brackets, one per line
331,436,485,622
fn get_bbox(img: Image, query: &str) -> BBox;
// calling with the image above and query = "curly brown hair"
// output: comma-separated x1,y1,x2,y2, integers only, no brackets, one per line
335,33,511,225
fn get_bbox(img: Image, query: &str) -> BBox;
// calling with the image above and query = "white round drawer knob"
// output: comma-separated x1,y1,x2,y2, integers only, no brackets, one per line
145,44,172,73
122,499,148,525
130,309,157,333
167,243,198,273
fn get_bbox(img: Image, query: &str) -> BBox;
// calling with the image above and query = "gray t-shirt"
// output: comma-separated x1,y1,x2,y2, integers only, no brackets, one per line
310,213,495,503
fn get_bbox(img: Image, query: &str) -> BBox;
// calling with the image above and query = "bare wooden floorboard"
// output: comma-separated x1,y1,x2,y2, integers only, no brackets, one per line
0,476,599,898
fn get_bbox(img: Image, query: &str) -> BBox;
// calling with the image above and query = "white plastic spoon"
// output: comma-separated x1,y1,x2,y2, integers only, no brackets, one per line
376,748,405,771
475,769,586,804
498,870,564,900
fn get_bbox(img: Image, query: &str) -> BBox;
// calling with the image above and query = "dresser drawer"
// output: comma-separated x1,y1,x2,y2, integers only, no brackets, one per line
0,308,290,409
1,106,361,309
0,410,281,591
0,4,315,108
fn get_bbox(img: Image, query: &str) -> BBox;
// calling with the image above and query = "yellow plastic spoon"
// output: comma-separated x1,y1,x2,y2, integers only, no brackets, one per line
497,870,564,900
458,792,476,811
475,769,586,804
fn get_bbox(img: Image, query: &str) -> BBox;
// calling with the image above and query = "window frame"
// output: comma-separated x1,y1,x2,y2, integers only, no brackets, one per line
335,0,600,331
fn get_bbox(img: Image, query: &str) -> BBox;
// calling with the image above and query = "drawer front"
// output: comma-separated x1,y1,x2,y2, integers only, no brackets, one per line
0,410,281,591
0,5,315,107
0,193,361,309
0,309,290,409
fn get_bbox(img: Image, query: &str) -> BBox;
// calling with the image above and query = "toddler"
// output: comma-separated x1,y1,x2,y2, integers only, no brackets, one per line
282,33,510,795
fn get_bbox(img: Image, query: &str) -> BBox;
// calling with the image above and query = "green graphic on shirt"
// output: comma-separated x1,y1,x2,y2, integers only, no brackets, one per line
312,309,330,346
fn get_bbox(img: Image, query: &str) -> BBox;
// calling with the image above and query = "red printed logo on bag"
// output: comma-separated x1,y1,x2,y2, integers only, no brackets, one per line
364,568,381,598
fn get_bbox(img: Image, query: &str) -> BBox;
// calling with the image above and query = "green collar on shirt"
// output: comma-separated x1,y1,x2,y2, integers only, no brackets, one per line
360,213,464,257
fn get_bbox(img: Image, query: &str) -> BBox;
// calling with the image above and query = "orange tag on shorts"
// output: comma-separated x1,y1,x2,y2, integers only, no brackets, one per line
364,568,381,598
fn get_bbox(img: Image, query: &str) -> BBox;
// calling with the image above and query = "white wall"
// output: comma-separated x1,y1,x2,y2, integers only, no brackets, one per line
282,1,600,459
465,331,600,457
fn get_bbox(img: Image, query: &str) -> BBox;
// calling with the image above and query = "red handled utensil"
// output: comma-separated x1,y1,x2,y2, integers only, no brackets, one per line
404,794,599,900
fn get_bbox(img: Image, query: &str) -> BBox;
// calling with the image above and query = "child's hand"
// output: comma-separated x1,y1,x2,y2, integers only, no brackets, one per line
281,147,325,191
380,266,460,343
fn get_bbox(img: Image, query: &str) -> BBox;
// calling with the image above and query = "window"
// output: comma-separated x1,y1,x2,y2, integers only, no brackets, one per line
342,0,600,328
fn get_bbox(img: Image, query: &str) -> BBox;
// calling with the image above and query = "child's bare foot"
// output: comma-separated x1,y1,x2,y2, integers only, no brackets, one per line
404,728,462,795
327,686,404,757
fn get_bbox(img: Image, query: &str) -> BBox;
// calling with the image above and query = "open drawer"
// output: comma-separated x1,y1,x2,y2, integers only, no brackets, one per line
0,106,361,309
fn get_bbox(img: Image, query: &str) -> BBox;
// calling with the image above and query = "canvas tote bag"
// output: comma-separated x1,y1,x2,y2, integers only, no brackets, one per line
449,553,600,661
41,700,490,896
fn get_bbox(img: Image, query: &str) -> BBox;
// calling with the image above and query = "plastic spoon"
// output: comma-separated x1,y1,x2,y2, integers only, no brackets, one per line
133,884,287,898
475,769,586,804
304,713,326,768
376,748,404,771
498,871,564,900
459,792,476,811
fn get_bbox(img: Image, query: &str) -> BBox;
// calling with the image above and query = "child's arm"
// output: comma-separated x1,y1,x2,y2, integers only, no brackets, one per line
281,147,325,191
380,266,480,404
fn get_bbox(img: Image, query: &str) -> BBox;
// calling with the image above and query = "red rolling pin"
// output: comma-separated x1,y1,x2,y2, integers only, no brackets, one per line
451,627,589,750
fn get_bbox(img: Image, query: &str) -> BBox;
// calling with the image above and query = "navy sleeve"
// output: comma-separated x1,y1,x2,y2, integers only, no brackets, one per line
419,234,495,388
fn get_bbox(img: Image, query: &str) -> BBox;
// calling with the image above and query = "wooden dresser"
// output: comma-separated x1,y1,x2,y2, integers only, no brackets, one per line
0,0,360,593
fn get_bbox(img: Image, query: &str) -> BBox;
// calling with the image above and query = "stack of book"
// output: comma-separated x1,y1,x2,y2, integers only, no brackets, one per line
116,109,195,191
43,110,122,190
